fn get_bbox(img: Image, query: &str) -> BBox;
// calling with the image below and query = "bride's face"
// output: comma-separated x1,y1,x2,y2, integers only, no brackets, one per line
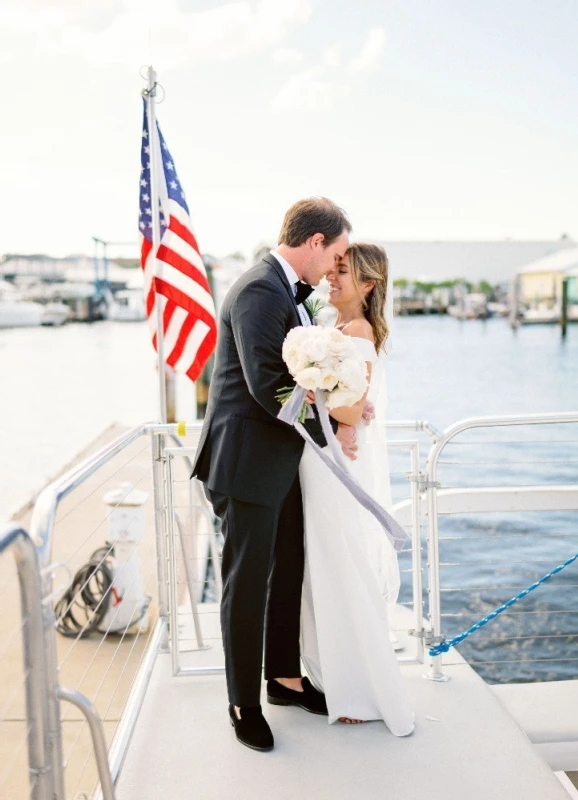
327,254,370,309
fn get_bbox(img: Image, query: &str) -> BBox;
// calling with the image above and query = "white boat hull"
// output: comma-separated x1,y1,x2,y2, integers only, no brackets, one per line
40,302,70,326
0,300,43,327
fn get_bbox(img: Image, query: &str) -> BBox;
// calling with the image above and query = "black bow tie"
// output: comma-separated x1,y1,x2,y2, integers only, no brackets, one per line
294,281,314,305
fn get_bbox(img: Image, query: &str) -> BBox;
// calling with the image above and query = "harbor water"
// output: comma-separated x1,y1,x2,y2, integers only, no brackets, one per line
1,315,577,683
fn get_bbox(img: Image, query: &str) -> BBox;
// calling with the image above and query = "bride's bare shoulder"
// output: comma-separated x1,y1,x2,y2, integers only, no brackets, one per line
341,318,374,342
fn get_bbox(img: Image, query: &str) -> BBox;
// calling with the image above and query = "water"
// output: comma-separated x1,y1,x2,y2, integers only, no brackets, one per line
1,315,577,682
386,316,578,683
0,320,194,520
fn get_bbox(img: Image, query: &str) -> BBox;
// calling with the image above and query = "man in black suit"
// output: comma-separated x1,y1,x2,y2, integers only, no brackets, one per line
191,197,356,751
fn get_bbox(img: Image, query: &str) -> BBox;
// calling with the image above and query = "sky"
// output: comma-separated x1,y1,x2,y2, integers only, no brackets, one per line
1,0,577,261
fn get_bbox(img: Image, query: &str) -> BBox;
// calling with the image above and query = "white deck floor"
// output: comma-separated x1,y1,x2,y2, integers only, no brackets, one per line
116,606,569,800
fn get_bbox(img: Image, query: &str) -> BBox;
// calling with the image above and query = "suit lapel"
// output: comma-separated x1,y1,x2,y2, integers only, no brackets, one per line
262,253,303,326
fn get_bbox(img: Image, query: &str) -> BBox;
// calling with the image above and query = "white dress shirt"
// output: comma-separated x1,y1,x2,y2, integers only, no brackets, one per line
269,250,312,327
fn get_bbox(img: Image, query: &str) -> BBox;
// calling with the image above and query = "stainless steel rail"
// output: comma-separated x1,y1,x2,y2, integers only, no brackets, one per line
424,411,578,681
29,424,148,799
57,687,114,800
0,523,51,800
10,411,576,799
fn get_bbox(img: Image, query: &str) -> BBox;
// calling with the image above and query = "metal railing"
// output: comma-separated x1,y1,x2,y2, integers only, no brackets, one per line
0,523,50,800
422,412,578,681
3,411,578,797
382,437,424,664
26,424,167,799
0,421,214,800
162,426,428,674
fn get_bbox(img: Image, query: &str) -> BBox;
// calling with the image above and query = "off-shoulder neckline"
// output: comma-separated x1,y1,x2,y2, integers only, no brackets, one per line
347,334,376,346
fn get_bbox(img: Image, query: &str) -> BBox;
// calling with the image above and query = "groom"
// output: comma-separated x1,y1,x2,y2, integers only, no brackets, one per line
191,198,355,752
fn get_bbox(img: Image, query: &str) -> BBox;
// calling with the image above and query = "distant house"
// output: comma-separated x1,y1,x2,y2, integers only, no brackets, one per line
514,247,578,308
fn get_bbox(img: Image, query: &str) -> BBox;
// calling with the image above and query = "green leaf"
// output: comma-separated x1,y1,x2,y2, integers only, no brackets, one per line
304,297,324,320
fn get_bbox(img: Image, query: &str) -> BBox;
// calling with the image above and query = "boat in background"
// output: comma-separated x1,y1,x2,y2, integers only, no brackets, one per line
108,289,146,321
447,292,490,319
40,302,70,326
0,279,44,328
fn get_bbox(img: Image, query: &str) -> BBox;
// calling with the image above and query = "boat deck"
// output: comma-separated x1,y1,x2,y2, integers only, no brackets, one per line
116,608,569,800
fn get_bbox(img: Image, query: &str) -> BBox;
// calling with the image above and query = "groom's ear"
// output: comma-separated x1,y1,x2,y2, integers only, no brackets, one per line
309,233,325,249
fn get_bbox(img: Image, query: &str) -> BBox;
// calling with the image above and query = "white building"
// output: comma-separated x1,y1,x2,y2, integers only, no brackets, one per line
373,239,575,284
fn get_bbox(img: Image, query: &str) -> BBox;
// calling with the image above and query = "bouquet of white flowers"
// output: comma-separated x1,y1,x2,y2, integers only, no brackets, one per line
276,326,368,422
276,325,407,553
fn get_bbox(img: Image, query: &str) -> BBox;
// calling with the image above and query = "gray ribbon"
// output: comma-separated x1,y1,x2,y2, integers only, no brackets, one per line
277,385,314,425
277,388,408,553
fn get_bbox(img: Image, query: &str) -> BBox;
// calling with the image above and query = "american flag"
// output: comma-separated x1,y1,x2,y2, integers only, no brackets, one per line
139,99,216,382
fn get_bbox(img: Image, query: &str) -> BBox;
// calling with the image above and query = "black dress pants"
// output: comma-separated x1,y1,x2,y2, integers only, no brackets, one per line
206,474,305,707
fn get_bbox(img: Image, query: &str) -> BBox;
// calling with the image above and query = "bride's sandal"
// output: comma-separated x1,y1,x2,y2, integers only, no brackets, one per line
338,717,366,725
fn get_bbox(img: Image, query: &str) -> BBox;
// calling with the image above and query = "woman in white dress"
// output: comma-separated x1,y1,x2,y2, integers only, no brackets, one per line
299,243,415,735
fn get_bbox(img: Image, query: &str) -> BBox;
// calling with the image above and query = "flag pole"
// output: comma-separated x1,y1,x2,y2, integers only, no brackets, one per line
146,65,168,424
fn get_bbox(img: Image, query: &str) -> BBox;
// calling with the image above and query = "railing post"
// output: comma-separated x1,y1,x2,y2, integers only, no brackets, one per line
152,431,170,650
1,524,53,800
409,447,425,664
424,451,450,681
40,559,67,798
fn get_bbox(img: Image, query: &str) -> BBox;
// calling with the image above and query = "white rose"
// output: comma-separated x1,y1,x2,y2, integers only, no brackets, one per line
287,353,308,375
320,367,339,391
285,345,311,375
283,327,313,374
283,327,307,355
304,334,330,363
295,366,322,391
326,386,361,409
327,327,347,354
286,326,309,344
318,354,338,371
337,358,367,392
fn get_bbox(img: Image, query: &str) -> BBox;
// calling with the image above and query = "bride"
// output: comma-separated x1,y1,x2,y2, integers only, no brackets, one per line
299,242,415,735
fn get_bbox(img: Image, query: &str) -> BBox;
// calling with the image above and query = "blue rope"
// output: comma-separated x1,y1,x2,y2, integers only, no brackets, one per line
429,550,578,657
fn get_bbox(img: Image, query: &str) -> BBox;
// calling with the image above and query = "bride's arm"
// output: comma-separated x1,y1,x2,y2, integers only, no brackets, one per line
328,318,375,426
328,361,372,426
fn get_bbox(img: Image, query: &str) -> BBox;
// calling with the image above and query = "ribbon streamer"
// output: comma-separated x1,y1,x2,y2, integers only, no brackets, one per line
278,388,408,553
277,385,314,424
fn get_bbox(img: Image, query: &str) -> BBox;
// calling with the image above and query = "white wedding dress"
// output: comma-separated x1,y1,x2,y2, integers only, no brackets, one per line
299,336,415,735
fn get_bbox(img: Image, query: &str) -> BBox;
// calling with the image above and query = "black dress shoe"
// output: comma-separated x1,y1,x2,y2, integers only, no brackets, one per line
228,704,274,752
267,677,328,715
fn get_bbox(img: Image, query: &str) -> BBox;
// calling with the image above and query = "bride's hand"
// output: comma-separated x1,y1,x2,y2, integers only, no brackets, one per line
305,390,316,405
361,400,375,426
336,423,358,461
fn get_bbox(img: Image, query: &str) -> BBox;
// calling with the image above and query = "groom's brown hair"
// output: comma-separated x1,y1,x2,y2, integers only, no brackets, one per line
278,197,351,248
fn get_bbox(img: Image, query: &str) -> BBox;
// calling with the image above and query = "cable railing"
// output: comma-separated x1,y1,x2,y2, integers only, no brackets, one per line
421,413,578,683
24,423,172,799
2,412,578,798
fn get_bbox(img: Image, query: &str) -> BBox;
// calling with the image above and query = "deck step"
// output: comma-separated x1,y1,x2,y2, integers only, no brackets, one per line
492,681,578,771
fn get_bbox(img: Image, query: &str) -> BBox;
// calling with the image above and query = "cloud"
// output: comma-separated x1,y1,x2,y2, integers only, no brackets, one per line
347,26,386,73
271,65,351,112
323,44,340,68
271,28,384,113
272,47,305,65
0,0,312,69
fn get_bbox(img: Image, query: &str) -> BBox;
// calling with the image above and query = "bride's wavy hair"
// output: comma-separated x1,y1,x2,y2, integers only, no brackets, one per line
347,243,390,354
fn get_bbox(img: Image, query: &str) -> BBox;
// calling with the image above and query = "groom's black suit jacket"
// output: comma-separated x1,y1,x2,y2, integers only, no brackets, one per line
191,254,331,507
